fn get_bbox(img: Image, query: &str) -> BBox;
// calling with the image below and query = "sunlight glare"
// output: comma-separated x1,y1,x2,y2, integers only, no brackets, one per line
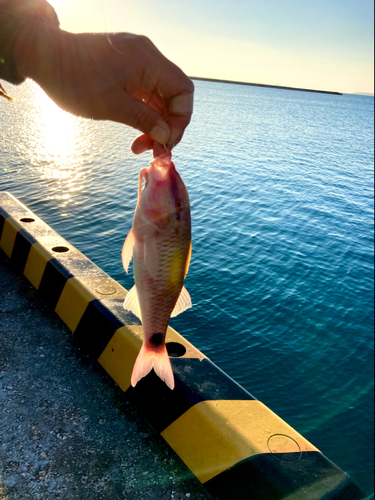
27,85,90,214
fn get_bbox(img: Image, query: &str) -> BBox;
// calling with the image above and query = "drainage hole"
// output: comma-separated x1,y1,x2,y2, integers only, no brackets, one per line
52,246,70,253
20,218,35,223
166,342,186,358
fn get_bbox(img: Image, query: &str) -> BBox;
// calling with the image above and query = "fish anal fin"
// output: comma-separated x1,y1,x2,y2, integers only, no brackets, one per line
123,285,142,321
121,228,135,273
171,286,192,318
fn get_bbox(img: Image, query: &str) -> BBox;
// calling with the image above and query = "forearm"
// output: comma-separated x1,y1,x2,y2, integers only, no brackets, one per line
0,0,59,84
13,25,130,119
1,2,193,151
14,20,62,84
0,6,26,83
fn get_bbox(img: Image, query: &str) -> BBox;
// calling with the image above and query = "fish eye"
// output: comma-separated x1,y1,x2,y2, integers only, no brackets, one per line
175,199,182,210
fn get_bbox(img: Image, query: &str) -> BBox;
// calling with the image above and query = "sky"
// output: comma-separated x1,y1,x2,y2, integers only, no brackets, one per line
49,0,374,95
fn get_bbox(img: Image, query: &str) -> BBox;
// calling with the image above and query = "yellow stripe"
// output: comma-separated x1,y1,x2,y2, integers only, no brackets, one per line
23,242,53,289
55,276,127,332
98,324,206,393
99,325,143,392
161,400,319,484
0,217,22,257
55,277,96,331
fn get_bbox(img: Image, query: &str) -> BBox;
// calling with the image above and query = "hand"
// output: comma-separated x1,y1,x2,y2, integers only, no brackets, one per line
14,23,194,155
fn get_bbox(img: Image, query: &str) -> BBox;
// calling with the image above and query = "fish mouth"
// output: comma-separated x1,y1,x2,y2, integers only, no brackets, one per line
150,152,173,172
149,152,175,182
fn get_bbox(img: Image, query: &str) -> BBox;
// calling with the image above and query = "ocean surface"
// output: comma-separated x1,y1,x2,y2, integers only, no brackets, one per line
1,79,374,496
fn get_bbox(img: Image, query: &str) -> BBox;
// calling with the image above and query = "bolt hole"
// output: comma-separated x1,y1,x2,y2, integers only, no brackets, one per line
20,218,35,223
166,342,186,358
52,246,70,253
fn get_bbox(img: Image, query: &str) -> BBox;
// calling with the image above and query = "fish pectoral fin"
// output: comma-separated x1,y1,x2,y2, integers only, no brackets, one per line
144,236,159,280
171,286,192,318
123,285,142,321
121,228,135,273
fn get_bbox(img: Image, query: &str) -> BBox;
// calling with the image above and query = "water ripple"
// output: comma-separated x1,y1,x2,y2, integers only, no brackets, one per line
1,81,373,496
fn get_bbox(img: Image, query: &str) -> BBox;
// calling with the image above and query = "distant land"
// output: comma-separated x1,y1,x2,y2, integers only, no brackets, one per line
191,77,342,96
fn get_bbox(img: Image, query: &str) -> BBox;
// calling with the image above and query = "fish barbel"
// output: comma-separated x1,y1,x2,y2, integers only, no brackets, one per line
122,152,192,390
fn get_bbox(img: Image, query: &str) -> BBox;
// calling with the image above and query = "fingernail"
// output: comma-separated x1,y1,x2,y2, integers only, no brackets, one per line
150,123,170,145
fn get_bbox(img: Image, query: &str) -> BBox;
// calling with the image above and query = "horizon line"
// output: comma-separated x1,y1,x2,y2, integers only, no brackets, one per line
190,77,343,96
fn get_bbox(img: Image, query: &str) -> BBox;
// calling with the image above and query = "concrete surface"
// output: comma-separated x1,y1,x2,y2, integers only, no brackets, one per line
0,251,213,500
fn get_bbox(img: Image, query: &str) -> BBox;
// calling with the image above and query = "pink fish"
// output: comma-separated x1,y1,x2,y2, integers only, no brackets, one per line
122,152,192,390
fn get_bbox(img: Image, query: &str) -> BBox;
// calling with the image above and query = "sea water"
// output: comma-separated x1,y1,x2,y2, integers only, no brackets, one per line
0,79,373,496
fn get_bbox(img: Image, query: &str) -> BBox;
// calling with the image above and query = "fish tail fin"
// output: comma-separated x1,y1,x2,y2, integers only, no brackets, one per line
131,344,174,390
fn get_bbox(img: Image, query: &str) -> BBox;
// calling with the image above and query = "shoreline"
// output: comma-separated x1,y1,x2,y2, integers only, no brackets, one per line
190,76,343,96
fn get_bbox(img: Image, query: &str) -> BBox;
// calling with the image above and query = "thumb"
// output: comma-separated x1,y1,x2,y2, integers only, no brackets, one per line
109,90,171,145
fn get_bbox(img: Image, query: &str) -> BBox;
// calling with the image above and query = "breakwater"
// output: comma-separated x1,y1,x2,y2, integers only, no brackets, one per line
191,76,342,95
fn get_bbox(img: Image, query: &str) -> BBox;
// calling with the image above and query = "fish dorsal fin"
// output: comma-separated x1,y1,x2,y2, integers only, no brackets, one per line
171,286,192,318
144,235,159,280
123,285,142,321
184,240,192,278
121,228,135,273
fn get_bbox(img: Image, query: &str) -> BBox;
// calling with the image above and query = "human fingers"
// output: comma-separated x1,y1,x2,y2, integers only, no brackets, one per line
165,112,193,150
131,136,170,158
130,91,193,154
107,88,171,145
132,88,165,115
131,134,154,155
160,91,194,149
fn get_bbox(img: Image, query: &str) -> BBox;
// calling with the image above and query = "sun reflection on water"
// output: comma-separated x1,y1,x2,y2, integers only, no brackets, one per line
24,84,91,215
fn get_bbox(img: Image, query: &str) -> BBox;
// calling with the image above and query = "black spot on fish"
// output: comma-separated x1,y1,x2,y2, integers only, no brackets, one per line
150,333,164,346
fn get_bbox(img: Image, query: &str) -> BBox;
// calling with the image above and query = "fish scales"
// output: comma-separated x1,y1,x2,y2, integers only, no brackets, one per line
122,152,192,390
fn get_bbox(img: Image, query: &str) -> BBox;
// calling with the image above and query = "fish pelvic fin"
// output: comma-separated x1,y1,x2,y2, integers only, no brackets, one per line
131,344,175,390
123,285,142,321
121,228,135,273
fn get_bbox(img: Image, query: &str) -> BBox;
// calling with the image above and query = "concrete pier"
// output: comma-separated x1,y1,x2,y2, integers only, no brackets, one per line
0,252,212,500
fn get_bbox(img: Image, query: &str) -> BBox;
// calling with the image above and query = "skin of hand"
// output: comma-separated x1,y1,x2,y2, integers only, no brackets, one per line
13,20,194,156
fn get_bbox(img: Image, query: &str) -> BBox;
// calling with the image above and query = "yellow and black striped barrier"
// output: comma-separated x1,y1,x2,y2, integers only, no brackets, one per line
0,191,366,500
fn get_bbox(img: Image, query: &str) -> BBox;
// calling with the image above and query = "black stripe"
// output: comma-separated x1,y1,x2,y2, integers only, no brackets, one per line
11,228,37,272
100,298,141,327
0,206,9,239
38,258,74,308
204,451,366,500
74,299,124,359
37,257,107,308
126,358,256,432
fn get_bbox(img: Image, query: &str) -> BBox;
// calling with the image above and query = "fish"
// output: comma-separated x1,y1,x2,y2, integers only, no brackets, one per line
122,151,192,390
